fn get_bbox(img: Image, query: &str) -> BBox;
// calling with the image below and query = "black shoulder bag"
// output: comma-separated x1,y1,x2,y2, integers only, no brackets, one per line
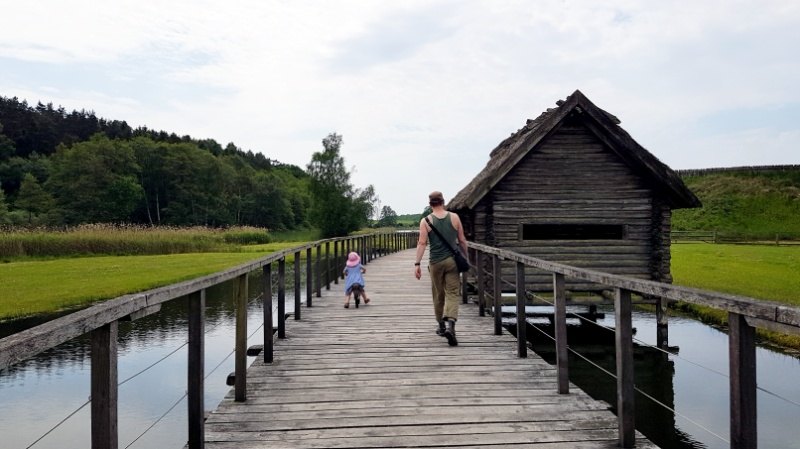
424,215,470,273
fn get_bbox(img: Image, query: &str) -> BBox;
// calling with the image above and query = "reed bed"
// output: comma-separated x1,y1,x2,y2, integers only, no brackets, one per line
0,224,272,259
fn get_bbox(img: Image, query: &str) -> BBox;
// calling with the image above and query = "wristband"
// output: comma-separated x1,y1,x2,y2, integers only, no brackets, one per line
414,262,421,266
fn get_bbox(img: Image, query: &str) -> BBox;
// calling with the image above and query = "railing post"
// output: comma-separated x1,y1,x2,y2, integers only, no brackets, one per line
730,312,757,449
263,264,273,363
493,254,502,335
333,241,339,285
315,245,322,297
187,289,205,449
234,273,248,402
294,251,301,320
91,321,118,449
344,239,350,279
462,248,470,305
656,296,669,349
278,258,286,339
477,251,485,316
516,262,527,358
306,247,313,307
615,288,635,447
325,241,331,290
553,273,568,394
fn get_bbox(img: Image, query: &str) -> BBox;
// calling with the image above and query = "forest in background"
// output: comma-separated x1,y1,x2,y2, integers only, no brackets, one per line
0,96,390,235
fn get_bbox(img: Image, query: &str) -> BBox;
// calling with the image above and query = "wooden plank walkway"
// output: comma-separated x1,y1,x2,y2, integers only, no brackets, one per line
204,249,656,448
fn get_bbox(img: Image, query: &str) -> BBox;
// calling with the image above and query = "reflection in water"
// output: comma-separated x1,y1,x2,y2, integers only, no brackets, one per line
509,307,800,449
0,269,290,449
2,282,799,449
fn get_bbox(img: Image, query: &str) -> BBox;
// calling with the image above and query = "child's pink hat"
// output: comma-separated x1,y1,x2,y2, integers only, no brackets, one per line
346,252,360,267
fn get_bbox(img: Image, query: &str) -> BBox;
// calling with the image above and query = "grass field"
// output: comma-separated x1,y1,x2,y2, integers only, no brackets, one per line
671,243,800,305
0,241,303,321
671,243,800,348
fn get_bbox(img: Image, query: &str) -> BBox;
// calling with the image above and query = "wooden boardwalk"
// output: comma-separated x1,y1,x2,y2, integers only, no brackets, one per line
204,249,655,448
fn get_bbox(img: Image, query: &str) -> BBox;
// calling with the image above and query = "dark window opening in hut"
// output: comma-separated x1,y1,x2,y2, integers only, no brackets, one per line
521,224,624,240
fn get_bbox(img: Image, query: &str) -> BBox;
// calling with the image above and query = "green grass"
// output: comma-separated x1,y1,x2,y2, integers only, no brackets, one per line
0,242,305,321
671,244,800,304
671,243,800,349
673,169,800,240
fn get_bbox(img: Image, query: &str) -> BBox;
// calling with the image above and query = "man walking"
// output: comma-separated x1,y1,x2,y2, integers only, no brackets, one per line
414,191,468,346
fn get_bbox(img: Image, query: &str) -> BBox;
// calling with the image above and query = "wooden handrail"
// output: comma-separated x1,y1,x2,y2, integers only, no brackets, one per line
468,241,800,332
467,240,799,449
0,231,418,449
0,233,415,370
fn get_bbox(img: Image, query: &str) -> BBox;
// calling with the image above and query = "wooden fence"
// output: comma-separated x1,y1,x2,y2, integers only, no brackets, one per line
465,242,800,449
0,231,419,449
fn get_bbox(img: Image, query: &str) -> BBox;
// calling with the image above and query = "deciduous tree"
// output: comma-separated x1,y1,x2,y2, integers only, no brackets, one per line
307,133,377,237
15,173,54,224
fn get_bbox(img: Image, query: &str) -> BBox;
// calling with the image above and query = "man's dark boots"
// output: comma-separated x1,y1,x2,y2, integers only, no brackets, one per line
436,321,446,337
444,319,458,346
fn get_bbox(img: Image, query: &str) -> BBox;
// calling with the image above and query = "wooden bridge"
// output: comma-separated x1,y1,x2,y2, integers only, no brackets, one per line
204,248,653,448
2,230,798,449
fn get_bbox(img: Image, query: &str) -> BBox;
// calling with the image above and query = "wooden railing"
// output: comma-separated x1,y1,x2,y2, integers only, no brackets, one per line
671,230,717,243
0,231,419,449
465,241,800,449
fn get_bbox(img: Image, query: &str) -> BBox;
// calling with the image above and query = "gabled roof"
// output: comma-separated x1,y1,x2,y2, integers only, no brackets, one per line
448,90,701,210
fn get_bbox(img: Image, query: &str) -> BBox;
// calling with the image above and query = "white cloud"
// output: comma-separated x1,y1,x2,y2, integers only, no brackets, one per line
1,0,799,213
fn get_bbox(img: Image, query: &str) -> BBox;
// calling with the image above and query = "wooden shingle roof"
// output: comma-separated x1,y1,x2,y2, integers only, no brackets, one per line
448,90,701,210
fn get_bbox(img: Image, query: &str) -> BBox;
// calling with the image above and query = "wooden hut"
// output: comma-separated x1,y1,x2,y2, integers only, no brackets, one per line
448,90,701,292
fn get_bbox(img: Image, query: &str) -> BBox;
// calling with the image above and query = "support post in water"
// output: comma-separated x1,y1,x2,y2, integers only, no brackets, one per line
656,295,669,349
91,321,118,449
615,288,635,447
187,289,205,449
729,312,757,449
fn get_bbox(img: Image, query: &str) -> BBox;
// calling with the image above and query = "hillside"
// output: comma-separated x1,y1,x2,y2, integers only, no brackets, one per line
673,165,800,239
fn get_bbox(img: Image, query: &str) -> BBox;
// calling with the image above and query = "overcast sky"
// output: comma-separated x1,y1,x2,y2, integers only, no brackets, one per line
1,0,798,214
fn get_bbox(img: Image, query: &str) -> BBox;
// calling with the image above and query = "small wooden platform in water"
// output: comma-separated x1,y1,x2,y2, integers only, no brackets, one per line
204,249,655,448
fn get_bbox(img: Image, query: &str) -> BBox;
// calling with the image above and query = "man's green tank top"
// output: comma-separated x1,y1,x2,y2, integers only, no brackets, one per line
428,213,458,264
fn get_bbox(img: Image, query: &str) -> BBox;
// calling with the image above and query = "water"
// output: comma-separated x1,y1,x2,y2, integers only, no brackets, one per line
516,306,800,449
0,271,290,449
1,291,799,448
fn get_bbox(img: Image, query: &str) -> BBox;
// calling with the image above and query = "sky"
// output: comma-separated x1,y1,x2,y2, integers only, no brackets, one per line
1,0,798,214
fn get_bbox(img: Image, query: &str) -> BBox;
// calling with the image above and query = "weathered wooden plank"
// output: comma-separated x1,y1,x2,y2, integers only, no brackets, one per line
204,248,655,448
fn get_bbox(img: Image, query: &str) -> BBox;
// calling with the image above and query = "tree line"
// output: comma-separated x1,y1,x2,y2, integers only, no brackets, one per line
0,96,384,236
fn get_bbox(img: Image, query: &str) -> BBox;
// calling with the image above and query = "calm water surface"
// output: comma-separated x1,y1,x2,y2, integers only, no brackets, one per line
1,286,799,448
521,306,800,449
